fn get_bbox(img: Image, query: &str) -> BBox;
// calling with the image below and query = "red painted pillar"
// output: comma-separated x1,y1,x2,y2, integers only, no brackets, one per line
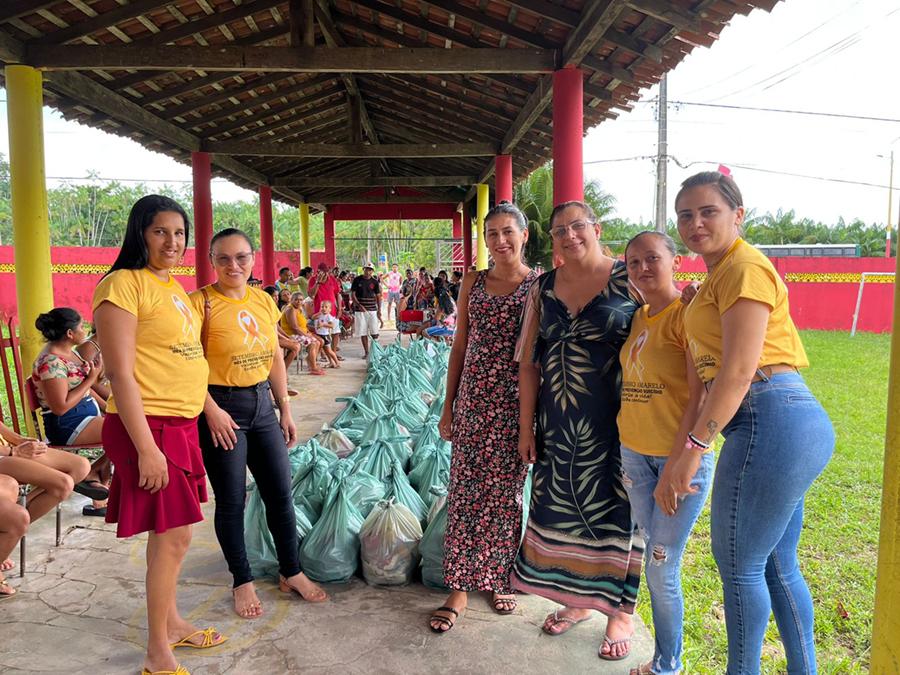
191,151,214,287
495,154,513,204
552,67,584,205
259,185,275,286
462,210,473,270
324,209,336,267
452,210,463,270
452,211,462,239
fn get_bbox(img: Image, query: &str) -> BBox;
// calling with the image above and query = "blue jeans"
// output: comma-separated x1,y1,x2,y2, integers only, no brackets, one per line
199,381,300,587
711,372,833,675
621,446,714,675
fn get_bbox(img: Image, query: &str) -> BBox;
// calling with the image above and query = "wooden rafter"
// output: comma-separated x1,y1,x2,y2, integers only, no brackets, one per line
203,141,499,158
25,45,558,73
31,0,175,46
272,175,477,188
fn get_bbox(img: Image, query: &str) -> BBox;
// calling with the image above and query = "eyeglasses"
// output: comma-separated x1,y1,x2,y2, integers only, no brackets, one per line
550,220,593,239
213,253,254,267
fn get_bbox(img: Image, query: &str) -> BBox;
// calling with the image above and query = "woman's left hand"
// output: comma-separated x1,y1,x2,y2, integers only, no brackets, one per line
654,451,701,515
280,411,297,448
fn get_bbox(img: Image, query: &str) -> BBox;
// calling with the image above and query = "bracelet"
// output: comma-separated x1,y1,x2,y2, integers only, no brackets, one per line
686,432,710,450
278,396,291,405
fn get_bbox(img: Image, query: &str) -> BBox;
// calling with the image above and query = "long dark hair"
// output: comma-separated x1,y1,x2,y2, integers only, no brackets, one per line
107,195,191,275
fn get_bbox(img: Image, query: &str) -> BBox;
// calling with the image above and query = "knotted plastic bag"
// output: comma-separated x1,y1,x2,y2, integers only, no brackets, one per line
331,396,376,430
299,480,364,583
408,448,450,496
419,489,450,590
359,498,423,586
331,460,386,518
290,457,332,522
314,424,356,458
384,459,428,526
244,483,279,579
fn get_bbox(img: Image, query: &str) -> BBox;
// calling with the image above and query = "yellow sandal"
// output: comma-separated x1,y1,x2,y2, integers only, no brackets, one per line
140,666,189,675
170,627,227,650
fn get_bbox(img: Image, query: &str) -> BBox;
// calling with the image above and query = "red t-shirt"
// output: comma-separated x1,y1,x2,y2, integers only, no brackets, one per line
309,274,341,315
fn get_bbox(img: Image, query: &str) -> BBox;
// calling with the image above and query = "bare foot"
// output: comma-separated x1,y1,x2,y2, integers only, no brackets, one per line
280,573,328,602
143,642,179,674
542,606,593,635
1,558,14,572
599,611,634,660
0,573,16,598
233,581,263,619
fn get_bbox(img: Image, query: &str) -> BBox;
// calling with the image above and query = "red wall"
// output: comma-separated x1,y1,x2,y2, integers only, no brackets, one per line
676,256,895,333
0,246,894,332
0,246,325,321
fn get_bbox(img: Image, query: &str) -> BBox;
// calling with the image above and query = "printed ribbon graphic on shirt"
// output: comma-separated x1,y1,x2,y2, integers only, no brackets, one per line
238,310,268,350
172,295,197,338
626,328,649,381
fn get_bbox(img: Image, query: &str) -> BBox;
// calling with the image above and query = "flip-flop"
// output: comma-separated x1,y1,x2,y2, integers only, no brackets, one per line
82,505,107,518
541,609,593,635
598,634,633,661
0,577,16,600
73,480,109,501
629,662,653,675
170,627,227,650
491,593,517,615
141,667,189,675
429,605,461,633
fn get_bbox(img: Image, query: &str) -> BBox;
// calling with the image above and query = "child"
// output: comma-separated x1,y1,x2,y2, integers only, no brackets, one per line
313,301,341,368
419,306,456,342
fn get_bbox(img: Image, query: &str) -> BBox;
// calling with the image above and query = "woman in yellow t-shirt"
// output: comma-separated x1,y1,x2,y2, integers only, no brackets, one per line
673,172,834,674
617,232,712,675
279,292,325,374
92,195,224,675
190,228,327,620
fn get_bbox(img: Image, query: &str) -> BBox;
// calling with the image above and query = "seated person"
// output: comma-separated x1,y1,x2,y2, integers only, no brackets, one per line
312,301,341,369
0,474,29,598
280,292,325,375
32,309,110,512
419,307,456,341
0,421,93,526
73,334,112,517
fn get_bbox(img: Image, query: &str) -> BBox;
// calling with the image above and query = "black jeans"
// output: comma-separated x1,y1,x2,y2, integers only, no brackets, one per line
199,381,300,587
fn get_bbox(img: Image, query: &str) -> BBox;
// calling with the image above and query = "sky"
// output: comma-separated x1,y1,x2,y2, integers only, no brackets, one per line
1,0,898,226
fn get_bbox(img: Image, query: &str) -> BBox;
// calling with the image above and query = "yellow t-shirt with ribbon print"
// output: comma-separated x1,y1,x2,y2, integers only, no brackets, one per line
618,299,698,456
189,285,281,387
92,268,208,418
683,238,808,383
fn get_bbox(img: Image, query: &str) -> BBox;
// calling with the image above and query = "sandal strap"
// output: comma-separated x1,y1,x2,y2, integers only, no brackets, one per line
434,605,459,617
603,636,633,646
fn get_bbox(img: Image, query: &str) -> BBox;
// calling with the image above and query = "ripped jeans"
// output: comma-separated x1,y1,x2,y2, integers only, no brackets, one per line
621,446,714,675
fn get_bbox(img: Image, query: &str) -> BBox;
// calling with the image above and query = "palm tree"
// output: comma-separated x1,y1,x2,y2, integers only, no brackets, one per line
514,163,617,269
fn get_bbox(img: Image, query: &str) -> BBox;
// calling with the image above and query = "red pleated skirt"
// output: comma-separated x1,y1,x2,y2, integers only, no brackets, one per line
103,413,208,538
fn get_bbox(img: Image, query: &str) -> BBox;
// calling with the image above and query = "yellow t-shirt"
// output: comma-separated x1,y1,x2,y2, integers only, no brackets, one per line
92,268,208,418
683,238,808,382
279,305,308,336
618,299,694,456
189,285,281,387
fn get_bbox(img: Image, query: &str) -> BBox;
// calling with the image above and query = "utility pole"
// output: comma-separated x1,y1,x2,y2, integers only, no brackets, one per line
655,74,668,233
887,150,894,258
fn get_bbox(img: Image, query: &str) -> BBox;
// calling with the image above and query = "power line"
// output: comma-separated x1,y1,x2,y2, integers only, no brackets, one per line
637,99,900,124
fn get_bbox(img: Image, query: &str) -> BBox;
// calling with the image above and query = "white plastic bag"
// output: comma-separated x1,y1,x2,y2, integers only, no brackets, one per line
359,498,423,586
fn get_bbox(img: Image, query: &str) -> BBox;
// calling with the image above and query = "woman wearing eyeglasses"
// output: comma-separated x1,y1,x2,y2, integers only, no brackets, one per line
190,228,327,621
512,201,643,662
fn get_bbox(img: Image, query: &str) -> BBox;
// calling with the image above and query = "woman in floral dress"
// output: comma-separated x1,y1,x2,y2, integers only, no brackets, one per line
513,201,643,662
428,202,538,633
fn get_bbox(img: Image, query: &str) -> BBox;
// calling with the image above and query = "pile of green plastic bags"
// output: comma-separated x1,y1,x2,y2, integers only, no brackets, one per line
245,338,455,587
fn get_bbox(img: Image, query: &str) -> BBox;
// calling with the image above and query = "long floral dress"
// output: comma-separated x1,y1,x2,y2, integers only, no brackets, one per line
511,262,644,615
443,269,538,593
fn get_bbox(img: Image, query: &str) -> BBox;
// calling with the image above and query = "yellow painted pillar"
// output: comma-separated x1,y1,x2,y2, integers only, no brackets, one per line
871,252,900,671
299,202,311,268
6,65,53,388
476,183,489,271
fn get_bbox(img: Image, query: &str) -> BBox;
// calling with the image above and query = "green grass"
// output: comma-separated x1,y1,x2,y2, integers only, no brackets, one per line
637,330,888,673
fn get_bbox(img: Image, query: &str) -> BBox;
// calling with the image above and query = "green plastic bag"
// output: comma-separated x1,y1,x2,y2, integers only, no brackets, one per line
520,467,533,541
299,481,364,583
419,489,449,590
331,396,376,429
359,498,423,586
426,486,448,524
244,483,279,579
287,444,312,478
330,461,386,518
352,438,407,482
353,386,390,416
290,457,332,521
408,449,451,502
360,413,410,446
385,459,428,526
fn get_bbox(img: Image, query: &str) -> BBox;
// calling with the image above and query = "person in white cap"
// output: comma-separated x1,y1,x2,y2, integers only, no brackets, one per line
350,262,383,358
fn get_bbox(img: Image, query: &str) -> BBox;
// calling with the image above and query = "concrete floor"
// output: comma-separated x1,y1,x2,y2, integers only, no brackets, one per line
2,328,653,675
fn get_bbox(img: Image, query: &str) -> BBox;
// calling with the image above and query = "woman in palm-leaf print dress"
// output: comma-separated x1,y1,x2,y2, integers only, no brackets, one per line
512,200,643,661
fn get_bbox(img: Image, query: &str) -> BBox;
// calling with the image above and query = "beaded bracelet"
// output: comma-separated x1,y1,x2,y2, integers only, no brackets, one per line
686,432,711,450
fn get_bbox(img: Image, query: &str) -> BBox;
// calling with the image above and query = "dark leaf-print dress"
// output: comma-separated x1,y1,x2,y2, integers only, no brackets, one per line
511,262,644,615
443,269,538,593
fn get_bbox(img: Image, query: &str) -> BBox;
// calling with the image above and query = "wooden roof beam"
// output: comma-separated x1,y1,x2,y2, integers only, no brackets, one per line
604,28,663,62
25,45,558,73
306,193,464,205
0,2,58,24
31,0,176,46
146,0,287,46
161,72,298,120
272,175,478,188
625,0,703,33
418,0,555,49
203,141,499,158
